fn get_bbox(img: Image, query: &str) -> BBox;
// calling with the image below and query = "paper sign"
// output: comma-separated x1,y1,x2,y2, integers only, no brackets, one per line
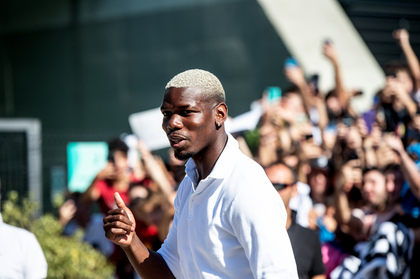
67,142,108,192
225,101,263,134
128,108,170,151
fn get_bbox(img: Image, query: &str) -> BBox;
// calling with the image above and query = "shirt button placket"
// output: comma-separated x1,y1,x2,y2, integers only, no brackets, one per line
188,196,194,220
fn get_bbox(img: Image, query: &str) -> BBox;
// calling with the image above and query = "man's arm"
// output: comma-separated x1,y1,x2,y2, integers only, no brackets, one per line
284,65,312,115
103,193,176,279
323,41,348,110
333,161,364,237
121,236,175,279
82,163,116,204
394,29,420,92
384,134,420,199
388,78,417,117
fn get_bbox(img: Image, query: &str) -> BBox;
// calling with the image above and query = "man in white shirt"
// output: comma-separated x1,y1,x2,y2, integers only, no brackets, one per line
0,195,47,279
103,69,298,278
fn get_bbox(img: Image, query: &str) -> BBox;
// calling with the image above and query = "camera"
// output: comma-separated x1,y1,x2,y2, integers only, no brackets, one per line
107,152,115,164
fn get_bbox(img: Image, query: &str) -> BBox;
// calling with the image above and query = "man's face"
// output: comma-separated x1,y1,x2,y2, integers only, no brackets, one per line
265,165,297,208
161,87,217,161
308,169,327,196
346,126,362,150
396,70,414,94
113,150,128,176
384,169,404,205
326,95,342,117
362,170,387,209
283,93,305,113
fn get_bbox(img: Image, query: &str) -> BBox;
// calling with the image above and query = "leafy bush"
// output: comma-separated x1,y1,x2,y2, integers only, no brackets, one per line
244,128,260,156
2,191,115,279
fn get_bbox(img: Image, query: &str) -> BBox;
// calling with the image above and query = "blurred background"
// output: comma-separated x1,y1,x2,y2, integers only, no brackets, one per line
0,0,419,212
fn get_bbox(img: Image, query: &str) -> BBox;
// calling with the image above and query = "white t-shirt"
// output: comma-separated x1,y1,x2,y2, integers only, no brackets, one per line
0,214,48,279
158,133,298,279
289,182,313,228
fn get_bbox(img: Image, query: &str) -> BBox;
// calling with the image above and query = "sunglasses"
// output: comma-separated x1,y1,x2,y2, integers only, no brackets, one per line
272,182,295,191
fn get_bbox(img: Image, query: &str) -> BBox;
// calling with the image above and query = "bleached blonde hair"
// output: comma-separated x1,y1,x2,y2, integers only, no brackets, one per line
165,69,225,102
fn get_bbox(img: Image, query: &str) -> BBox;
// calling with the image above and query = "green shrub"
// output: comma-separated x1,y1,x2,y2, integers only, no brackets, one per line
2,191,115,279
244,128,260,156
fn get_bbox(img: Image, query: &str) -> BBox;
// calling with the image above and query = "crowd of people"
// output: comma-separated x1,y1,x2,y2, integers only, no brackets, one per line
251,28,420,279
58,136,180,278
54,28,420,279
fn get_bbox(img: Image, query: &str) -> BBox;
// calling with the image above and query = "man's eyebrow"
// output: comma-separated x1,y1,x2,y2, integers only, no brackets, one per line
160,104,197,111
179,105,197,110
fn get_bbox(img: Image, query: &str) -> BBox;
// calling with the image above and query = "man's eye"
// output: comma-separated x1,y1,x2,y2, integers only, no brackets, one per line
182,110,193,115
162,111,171,117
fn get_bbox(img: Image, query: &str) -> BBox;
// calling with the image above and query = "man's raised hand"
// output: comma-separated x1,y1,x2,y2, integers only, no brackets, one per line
103,192,136,247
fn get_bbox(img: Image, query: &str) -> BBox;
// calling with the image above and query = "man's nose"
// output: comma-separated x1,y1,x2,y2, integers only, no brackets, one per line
167,114,183,130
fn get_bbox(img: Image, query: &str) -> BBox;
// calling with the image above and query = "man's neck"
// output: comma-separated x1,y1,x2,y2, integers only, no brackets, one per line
285,208,293,230
194,133,228,181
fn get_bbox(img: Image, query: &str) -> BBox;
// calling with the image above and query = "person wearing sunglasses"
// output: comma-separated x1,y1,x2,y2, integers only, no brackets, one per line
265,162,326,279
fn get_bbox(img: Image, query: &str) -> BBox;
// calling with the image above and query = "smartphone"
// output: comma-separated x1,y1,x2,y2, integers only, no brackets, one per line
107,152,115,164
284,57,298,69
265,86,282,104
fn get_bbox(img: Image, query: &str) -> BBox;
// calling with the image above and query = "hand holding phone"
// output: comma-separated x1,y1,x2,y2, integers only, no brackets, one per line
322,39,337,61
284,57,298,69
265,86,282,104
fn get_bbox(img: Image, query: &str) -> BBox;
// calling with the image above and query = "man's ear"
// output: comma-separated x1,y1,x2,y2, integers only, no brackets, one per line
214,102,228,128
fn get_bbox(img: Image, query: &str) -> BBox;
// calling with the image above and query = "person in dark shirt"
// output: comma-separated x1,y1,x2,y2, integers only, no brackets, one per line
265,162,326,279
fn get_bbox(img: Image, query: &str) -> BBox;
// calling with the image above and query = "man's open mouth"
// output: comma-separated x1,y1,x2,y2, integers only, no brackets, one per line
168,135,187,147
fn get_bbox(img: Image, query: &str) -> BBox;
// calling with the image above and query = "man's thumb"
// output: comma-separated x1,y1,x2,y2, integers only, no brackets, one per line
114,192,126,209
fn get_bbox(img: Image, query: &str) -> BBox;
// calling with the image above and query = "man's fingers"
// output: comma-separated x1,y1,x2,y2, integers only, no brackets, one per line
114,192,126,209
104,211,132,225
104,221,134,234
103,212,135,235
110,228,126,235
107,197,135,225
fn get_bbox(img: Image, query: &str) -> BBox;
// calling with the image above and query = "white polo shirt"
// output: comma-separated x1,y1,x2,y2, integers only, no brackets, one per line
158,133,298,278
0,213,48,279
